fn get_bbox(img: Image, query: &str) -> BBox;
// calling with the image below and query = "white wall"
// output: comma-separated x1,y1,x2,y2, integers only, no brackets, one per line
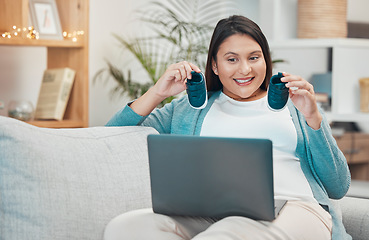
1,0,368,126
347,0,369,23
0,47,46,116
259,0,298,40
89,0,257,126
89,0,143,127
259,0,369,41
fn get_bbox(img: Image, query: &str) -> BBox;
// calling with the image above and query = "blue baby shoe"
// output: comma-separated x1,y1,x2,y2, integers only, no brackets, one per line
186,71,208,109
267,72,289,111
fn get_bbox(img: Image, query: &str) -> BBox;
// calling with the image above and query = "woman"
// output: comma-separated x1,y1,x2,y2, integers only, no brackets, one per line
104,15,351,240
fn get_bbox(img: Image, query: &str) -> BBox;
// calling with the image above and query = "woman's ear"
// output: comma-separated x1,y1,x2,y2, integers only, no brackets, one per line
212,59,218,75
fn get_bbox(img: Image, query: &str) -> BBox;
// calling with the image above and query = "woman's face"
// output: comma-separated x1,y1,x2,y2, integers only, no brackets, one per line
213,34,267,101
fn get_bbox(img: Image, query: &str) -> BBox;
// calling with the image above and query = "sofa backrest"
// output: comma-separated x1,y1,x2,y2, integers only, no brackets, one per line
0,116,157,240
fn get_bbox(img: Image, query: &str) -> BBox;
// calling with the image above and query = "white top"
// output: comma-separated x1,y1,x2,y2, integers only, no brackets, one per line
200,92,317,203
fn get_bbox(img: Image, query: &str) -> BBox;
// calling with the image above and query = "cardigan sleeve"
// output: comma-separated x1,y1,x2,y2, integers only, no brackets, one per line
105,102,148,126
302,111,351,199
105,98,180,134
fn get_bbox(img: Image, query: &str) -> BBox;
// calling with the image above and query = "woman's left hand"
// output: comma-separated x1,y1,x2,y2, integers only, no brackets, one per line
281,72,323,130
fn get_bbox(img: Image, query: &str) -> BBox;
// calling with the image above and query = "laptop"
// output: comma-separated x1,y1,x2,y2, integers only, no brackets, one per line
147,134,286,221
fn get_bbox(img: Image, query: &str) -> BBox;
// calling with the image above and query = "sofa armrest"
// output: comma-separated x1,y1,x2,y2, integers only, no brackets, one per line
336,180,369,240
337,196,369,240
337,180,369,240
346,180,369,199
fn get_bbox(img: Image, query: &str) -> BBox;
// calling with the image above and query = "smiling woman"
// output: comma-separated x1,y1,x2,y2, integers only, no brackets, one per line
104,15,352,240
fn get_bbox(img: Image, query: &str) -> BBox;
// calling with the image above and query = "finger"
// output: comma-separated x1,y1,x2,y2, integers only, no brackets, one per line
290,86,314,94
286,81,314,94
280,72,290,77
169,61,201,80
167,63,178,71
281,74,303,83
180,61,201,79
290,88,315,98
174,69,183,82
177,64,187,81
282,74,314,93
285,80,307,88
181,61,194,79
188,62,201,73
165,68,182,82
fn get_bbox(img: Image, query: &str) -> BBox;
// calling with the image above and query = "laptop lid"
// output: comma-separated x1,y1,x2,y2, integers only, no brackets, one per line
147,134,277,221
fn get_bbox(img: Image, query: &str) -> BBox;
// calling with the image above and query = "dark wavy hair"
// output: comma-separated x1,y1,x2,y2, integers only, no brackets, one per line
205,15,272,92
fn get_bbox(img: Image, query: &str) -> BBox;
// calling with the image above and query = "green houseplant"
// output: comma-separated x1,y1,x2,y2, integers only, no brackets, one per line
94,0,235,106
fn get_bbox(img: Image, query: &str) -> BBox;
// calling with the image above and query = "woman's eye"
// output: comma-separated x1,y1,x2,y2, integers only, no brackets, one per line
250,56,259,61
228,58,237,62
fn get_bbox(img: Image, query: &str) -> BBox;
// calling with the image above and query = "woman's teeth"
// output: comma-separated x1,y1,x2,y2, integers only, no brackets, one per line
234,78,253,83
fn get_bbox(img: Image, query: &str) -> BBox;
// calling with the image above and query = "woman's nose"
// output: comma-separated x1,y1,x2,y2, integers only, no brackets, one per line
239,61,252,75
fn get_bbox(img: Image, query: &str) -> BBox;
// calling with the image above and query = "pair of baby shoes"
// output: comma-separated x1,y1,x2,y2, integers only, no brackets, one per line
186,71,288,111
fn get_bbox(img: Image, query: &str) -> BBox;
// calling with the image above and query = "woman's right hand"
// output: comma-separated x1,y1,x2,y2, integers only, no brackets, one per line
130,61,201,116
152,61,202,100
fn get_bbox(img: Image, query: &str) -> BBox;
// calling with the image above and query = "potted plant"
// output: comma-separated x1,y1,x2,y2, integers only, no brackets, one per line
94,0,234,106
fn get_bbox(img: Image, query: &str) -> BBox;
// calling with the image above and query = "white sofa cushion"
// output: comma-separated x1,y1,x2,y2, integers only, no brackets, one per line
0,116,156,240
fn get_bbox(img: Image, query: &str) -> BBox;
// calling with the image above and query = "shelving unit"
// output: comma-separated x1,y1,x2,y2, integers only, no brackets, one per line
270,38,369,181
0,38,83,47
0,0,89,128
270,38,369,123
336,132,369,181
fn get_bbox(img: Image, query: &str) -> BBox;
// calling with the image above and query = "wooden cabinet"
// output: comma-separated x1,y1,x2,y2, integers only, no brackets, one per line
0,0,89,128
335,132,369,181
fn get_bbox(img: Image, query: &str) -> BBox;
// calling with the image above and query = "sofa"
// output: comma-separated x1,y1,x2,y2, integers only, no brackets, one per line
0,115,368,240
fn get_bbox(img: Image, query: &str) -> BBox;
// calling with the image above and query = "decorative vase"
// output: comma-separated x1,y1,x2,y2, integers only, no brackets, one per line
360,78,369,113
8,100,35,121
298,0,347,38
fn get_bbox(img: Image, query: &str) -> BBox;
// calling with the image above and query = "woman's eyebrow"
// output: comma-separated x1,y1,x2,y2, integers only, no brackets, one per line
223,50,262,57
249,50,262,55
223,51,238,57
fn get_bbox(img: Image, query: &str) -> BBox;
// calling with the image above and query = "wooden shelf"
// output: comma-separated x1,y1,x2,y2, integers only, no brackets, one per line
0,38,84,48
326,112,369,123
0,0,89,129
270,38,369,49
27,120,86,128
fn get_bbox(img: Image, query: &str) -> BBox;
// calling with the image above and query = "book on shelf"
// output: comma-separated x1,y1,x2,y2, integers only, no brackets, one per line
35,68,76,121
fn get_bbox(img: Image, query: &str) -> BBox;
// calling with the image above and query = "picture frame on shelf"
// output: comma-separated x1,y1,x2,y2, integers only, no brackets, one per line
29,0,63,40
